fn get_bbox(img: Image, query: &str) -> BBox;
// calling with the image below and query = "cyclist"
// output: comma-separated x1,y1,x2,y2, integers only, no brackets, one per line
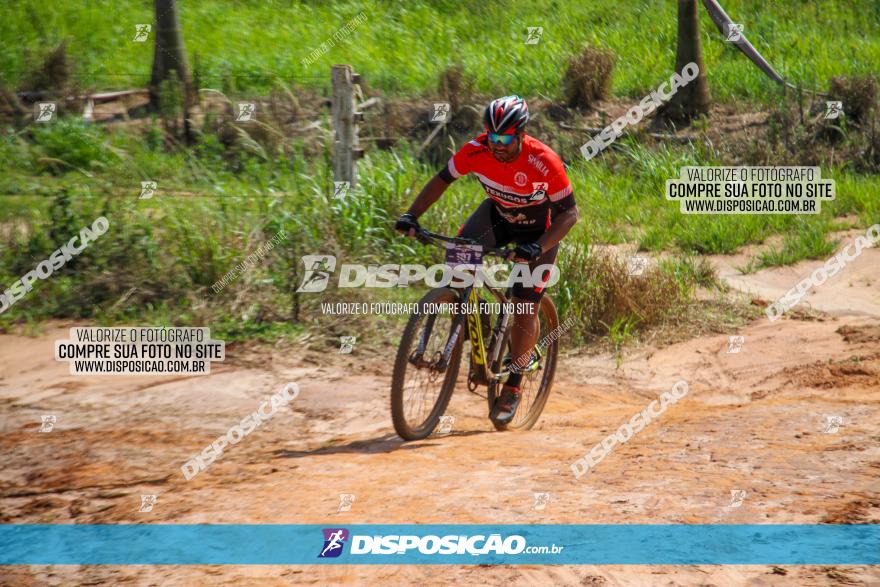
395,95,579,425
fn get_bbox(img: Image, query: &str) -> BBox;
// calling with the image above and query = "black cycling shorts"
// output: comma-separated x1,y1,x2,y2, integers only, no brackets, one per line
456,199,558,303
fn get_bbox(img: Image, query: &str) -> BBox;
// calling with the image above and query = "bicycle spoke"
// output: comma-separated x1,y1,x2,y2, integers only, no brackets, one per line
496,299,557,429
398,307,457,430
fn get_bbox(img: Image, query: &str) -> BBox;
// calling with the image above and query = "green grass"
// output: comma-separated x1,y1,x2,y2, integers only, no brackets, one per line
753,218,840,270
2,112,876,356
0,123,699,335
3,0,879,345
563,141,880,256
2,117,877,259
1,1,878,103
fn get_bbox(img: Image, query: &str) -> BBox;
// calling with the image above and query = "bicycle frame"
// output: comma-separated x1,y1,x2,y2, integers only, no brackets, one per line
456,283,513,386
394,227,559,437
410,228,524,386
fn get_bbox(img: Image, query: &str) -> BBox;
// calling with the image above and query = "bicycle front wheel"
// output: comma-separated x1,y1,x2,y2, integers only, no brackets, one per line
390,288,464,440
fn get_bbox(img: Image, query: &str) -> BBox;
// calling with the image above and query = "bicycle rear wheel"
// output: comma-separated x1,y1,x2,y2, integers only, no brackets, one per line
489,296,560,431
391,288,464,440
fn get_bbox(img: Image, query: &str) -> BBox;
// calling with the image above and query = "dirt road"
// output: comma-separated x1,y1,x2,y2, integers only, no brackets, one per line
1,245,878,586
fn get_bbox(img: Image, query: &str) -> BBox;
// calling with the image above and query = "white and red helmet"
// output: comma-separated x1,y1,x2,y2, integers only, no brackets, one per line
483,95,529,134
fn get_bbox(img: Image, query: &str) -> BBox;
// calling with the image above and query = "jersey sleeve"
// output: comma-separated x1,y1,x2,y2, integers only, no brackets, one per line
546,157,576,212
445,138,484,180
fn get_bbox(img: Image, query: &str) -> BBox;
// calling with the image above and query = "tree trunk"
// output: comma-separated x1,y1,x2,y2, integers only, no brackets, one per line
148,0,193,111
661,0,711,124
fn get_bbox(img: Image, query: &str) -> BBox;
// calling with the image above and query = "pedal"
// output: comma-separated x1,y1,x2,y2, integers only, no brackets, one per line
523,355,541,374
502,351,541,376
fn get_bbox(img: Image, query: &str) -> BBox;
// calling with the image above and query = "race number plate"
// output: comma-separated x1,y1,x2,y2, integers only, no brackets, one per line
445,243,483,268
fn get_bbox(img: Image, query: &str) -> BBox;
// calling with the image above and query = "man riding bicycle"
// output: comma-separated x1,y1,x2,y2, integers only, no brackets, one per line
395,95,579,425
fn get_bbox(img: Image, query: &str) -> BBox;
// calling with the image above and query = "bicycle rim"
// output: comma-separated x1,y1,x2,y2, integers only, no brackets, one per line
390,288,463,440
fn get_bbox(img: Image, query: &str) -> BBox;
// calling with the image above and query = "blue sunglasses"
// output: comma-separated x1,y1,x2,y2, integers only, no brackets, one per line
488,132,517,146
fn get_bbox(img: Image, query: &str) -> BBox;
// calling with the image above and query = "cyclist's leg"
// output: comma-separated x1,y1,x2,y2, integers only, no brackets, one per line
490,229,557,423
508,243,559,380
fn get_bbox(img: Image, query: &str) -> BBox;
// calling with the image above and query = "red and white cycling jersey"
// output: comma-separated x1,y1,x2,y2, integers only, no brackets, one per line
442,133,575,232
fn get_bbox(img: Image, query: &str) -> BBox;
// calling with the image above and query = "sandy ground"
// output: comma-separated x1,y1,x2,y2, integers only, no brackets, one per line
1,244,879,586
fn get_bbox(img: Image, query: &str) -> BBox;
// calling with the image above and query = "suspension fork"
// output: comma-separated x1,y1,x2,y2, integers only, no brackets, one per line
414,313,437,358
487,303,513,381
432,287,472,372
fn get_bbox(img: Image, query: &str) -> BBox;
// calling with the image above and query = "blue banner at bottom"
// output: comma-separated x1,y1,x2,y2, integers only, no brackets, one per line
1,524,877,565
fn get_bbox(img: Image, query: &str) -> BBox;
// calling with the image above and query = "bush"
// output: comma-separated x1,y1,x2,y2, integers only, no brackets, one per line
555,241,694,342
29,119,117,174
562,46,615,110
829,75,878,124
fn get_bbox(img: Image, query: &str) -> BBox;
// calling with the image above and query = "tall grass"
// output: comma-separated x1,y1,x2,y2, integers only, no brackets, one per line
0,120,737,344
2,100,878,345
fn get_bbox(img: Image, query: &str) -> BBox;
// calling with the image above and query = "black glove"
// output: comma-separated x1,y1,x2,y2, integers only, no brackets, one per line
512,242,543,262
395,212,420,235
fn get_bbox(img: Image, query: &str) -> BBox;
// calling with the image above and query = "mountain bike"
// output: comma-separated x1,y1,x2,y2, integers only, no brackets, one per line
390,228,560,440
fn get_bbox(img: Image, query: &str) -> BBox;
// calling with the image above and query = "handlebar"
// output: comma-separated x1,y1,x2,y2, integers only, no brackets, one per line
413,227,514,259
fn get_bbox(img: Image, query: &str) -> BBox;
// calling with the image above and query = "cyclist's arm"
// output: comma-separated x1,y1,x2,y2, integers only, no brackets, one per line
405,172,454,218
537,204,579,253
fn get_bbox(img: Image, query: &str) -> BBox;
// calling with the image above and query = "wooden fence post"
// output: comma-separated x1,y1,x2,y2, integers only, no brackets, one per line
331,65,364,188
